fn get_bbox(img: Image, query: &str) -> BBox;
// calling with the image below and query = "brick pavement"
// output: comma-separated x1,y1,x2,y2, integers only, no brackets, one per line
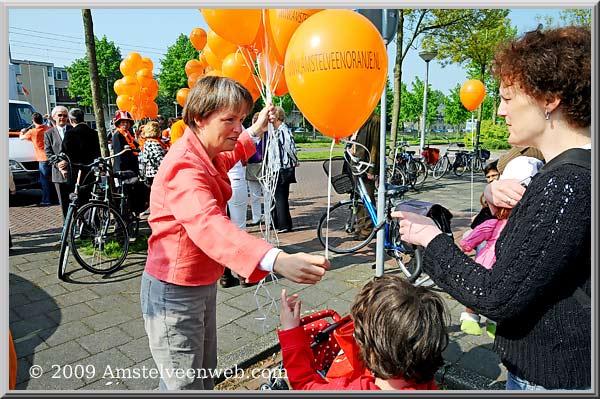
8,157,506,391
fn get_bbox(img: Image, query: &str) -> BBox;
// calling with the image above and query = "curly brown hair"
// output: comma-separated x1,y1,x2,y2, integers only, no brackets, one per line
490,26,590,128
350,275,449,383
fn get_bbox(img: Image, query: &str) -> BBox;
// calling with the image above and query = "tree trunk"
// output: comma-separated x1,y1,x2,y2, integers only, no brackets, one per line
390,11,404,151
82,9,109,158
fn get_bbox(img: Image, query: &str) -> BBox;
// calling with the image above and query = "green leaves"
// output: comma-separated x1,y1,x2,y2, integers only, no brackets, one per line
156,34,198,104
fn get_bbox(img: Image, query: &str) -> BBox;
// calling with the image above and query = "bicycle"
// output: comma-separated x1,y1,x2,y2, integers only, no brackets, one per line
432,138,466,180
387,142,427,190
452,145,491,176
57,148,136,280
317,149,426,284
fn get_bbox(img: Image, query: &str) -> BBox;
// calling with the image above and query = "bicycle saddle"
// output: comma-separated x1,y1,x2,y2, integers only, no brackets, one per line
406,150,416,156
385,183,410,197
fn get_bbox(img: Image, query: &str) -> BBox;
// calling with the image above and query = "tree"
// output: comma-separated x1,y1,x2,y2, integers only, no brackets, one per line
157,34,198,111
390,9,485,148
422,9,516,149
537,8,592,27
444,83,471,131
66,35,121,113
81,9,109,157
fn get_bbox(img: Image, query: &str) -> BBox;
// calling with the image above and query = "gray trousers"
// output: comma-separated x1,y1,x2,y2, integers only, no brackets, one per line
140,272,217,390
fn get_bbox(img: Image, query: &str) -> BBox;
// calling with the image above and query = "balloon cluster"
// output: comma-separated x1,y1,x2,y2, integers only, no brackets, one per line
180,9,388,139
113,52,159,120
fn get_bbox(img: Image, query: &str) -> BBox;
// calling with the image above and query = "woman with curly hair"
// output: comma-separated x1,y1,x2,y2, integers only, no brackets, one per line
394,26,591,390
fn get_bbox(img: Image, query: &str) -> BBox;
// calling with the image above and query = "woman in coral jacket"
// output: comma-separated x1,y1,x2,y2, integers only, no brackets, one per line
140,76,329,391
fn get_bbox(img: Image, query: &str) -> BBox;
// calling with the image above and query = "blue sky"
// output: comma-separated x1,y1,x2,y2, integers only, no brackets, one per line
8,8,565,95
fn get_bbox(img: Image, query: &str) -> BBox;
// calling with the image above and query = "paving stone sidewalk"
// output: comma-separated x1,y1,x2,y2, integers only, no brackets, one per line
8,157,506,391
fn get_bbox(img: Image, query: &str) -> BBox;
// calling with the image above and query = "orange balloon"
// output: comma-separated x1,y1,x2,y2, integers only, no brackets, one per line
120,75,140,97
222,51,252,84
201,9,262,46
116,95,134,111
266,9,323,64
243,75,261,102
205,70,224,77
185,59,205,77
140,57,154,72
113,78,125,96
460,79,486,111
190,27,208,51
120,52,143,76
273,72,289,96
136,68,153,80
188,72,203,89
176,88,190,108
207,30,238,61
202,45,223,71
145,102,159,119
119,59,135,77
284,10,387,139
251,19,266,54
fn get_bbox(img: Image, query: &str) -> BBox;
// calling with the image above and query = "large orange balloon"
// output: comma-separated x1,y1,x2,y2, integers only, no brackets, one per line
284,10,387,139
116,95,134,111
201,9,262,46
120,75,140,97
207,30,238,61
190,27,208,51
243,75,261,103
140,57,154,72
185,59,205,77
273,73,289,96
460,79,486,111
113,78,125,96
202,45,223,71
120,52,143,76
222,52,252,84
176,88,190,108
187,72,203,89
266,9,323,64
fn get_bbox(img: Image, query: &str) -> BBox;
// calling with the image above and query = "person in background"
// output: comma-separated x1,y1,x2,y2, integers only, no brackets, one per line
268,106,298,233
394,26,591,390
246,112,267,226
44,105,73,218
139,121,168,187
140,76,329,390
162,117,176,144
279,275,447,390
19,112,56,205
111,110,140,177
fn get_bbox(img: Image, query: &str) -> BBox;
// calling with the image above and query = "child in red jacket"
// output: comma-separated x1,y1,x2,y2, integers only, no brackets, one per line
278,275,448,390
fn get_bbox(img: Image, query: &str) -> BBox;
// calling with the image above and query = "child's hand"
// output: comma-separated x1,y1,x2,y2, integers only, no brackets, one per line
280,289,301,330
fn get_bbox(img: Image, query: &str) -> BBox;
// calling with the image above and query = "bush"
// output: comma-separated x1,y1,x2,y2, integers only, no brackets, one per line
461,120,510,149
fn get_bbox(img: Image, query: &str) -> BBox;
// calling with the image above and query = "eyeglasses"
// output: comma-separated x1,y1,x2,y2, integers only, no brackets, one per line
56,114,68,118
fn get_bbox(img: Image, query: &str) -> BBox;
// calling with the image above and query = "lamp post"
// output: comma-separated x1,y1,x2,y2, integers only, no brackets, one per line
418,50,437,153
173,101,178,117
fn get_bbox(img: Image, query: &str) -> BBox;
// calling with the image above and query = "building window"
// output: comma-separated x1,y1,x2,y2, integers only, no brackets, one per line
14,64,22,74
89,121,97,129
47,66,53,77
84,106,93,114
49,85,55,96
50,102,56,109
54,69,68,80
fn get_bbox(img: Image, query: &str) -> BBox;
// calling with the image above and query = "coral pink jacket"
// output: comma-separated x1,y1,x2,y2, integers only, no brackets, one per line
144,127,271,286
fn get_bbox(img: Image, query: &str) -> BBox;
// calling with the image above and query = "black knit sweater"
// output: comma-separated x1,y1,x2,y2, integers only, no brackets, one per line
424,155,591,389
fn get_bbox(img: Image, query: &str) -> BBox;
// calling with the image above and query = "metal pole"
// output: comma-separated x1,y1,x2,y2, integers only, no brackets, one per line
419,60,430,153
375,10,388,277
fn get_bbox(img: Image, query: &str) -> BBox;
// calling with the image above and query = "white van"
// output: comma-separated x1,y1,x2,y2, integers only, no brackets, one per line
8,100,40,190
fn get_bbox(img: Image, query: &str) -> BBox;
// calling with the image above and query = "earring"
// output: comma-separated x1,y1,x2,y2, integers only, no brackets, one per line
544,110,551,120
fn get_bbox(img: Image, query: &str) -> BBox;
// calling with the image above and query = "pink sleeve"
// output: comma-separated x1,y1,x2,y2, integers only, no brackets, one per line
459,219,498,252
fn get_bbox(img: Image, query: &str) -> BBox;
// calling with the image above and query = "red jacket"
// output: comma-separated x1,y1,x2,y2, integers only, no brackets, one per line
278,326,438,390
144,127,272,286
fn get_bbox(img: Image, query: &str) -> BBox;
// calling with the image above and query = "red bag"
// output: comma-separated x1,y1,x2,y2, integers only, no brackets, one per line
422,148,440,165
300,310,351,374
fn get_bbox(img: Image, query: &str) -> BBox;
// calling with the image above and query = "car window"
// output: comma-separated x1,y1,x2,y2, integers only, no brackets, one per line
9,103,35,132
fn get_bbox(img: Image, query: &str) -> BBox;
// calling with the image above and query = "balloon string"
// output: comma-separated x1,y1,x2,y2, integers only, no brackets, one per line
324,139,336,259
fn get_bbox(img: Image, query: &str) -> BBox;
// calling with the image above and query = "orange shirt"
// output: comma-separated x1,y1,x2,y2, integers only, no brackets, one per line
144,128,270,286
169,120,187,145
23,125,50,161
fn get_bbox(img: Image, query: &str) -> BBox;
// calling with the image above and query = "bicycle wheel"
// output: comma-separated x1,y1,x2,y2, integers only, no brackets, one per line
386,165,407,186
453,155,467,176
411,161,427,190
69,202,129,274
471,157,483,173
58,204,76,281
388,218,424,283
432,156,449,180
317,199,377,253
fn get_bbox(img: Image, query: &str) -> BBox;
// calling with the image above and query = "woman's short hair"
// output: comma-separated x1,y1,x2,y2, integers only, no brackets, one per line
144,121,162,139
183,76,253,130
273,106,286,122
490,26,590,128
351,275,449,383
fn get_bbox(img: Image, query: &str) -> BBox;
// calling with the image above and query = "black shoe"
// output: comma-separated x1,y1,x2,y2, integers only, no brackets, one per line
219,274,237,288
239,277,257,287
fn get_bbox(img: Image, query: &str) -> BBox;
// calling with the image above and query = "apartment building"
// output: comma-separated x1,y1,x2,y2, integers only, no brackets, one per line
11,59,98,128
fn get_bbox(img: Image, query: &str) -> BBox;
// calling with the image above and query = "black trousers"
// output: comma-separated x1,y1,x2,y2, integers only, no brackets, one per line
54,182,72,219
272,168,295,231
